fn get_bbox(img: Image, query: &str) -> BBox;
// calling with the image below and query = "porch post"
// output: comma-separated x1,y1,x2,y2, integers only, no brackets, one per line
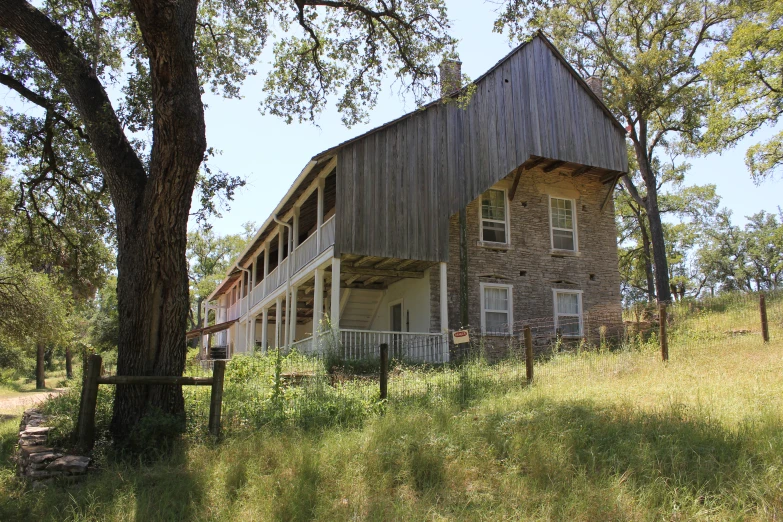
283,290,290,349
313,267,324,336
293,207,300,250
250,259,256,290
261,307,269,353
277,225,284,265
248,315,256,354
201,301,209,357
263,242,270,278
440,262,450,363
275,296,282,349
316,178,325,252
290,285,298,344
330,257,341,330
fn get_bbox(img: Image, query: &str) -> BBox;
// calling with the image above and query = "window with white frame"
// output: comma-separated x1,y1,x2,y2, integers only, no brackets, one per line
550,196,577,251
480,189,509,243
481,283,513,335
554,290,583,337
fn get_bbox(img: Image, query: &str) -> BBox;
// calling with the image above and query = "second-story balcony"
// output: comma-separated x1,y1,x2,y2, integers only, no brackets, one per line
250,215,336,310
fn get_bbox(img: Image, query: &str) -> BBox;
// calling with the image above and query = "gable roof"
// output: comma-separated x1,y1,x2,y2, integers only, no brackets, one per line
208,33,627,300
314,33,624,162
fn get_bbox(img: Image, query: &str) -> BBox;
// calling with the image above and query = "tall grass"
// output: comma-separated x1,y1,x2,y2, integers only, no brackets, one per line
0,292,781,520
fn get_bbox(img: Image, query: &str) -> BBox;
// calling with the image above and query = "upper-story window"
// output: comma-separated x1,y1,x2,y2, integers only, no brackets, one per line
480,189,509,244
549,196,578,251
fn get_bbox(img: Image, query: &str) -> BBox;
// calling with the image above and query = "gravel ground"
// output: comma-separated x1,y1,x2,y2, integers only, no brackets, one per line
0,389,66,415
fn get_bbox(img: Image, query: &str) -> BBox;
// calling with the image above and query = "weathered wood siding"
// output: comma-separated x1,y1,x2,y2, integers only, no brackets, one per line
335,37,628,262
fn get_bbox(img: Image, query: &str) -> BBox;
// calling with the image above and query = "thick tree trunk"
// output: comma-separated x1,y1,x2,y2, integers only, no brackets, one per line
35,342,45,389
65,346,73,379
640,174,672,303
0,0,205,442
109,0,206,441
632,120,672,303
639,221,656,301
111,205,192,438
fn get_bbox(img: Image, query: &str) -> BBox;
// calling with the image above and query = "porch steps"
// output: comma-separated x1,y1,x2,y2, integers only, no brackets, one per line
339,288,384,330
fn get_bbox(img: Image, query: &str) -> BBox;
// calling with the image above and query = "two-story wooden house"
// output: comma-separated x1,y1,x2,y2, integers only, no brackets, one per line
194,34,628,362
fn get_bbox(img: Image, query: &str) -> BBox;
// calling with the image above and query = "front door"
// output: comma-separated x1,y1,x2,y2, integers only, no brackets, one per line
390,302,403,332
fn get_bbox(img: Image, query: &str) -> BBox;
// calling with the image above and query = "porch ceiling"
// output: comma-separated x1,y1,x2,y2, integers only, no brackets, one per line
338,255,435,290
283,255,434,322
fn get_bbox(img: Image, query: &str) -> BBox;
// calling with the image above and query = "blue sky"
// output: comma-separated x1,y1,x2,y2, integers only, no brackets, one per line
200,0,781,238
2,2,779,237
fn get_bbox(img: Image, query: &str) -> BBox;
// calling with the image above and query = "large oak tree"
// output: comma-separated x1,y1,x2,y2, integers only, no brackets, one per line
496,0,734,303
0,0,455,443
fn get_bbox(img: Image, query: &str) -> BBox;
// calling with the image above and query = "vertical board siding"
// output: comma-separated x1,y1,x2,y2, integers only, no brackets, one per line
335,36,628,263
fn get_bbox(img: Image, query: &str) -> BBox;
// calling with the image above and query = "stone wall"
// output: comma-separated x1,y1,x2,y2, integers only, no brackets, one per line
431,164,623,347
17,409,90,485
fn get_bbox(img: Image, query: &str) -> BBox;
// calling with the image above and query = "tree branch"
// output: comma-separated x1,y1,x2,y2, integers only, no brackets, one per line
0,0,147,217
0,72,89,141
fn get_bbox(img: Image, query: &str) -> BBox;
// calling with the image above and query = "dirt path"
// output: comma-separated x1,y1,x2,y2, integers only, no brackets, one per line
0,388,67,415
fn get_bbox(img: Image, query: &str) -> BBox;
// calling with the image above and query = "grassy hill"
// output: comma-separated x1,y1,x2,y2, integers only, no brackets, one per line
0,293,781,521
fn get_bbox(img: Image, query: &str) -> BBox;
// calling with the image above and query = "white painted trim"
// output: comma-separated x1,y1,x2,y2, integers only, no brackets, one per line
548,195,579,252
313,267,324,335
552,288,584,337
206,159,318,301
388,298,405,332
479,282,514,335
330,257,341,329
479,187,511,246
207,156,338,302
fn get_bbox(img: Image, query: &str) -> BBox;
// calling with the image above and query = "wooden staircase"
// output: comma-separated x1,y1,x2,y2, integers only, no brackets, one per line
339,288,384,329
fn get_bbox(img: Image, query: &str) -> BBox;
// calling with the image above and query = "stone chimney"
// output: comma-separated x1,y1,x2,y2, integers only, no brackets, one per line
585,76,603,102
439,58,463,97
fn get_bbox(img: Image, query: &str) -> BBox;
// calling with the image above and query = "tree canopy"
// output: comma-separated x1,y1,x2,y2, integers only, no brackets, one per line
703,0,783,182
496,0,734,303
0,0,457,443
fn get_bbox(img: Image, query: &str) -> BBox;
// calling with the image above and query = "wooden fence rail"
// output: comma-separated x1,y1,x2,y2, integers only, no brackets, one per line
77,354,225,452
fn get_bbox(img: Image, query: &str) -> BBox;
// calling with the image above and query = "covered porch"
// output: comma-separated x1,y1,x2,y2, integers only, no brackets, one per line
247,253,450,363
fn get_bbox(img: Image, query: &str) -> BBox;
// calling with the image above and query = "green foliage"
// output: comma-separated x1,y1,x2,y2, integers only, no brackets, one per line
496,0,736,302
187,225,251,330
703,0,783,182
87,276,119,352
616,167,721,303
0,260,71,347
696,208,783,291
2,316,783,520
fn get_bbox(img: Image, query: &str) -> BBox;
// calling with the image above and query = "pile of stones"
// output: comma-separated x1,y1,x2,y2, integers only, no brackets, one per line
17,409,90,485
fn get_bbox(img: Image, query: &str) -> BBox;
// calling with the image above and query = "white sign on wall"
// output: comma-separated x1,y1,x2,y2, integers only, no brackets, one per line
452,330,470,344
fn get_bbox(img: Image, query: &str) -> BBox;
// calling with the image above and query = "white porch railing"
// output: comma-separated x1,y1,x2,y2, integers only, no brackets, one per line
320,216,335,254
340,330,445,363
251,278,266,308
245,216,337,313
286,329,445,364
293,232,318,274
228,302,239,321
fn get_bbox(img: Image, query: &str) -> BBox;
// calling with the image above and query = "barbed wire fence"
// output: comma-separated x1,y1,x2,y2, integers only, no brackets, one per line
170,290,783,435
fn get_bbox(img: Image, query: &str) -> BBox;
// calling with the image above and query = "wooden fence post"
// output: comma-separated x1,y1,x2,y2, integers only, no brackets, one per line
379,343,388,400
524,326,534,384
760,294,770,343
77,353,102,452
659,303,669,362
208,360,226,438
